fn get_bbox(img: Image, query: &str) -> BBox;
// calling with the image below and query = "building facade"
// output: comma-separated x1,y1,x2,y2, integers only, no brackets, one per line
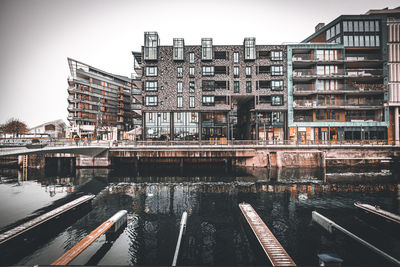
141,32,287,141
67,58,141,140
29,119,66,138
288,13,390,142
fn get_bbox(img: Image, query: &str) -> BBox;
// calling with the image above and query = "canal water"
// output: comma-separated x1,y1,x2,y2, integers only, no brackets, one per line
0,165,399,266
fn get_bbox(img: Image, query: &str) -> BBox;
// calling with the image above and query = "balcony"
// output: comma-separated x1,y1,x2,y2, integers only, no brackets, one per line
292,54,344,62
293,84,386,95
132,88,141,95
345,54,382,61
345,116,377,122
293,99,384,109
294,115,313,122
293,69,345,78
132,104,142,110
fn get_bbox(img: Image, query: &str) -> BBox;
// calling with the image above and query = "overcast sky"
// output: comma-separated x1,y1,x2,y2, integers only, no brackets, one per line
0,0,398,127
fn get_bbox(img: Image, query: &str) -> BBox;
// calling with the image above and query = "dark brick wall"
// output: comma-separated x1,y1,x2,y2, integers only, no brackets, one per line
141,44,287,112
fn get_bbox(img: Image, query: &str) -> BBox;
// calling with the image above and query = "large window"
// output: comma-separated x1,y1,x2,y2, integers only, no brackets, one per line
246,81,252,93
145,81,158,92
177,96,182,108
244,37,256,60
202,66,214,76
189,52,195,63
177,82,183,93
189,96,195,108
145,96,158,106
146,66,158,76
271,80,283,91
144,32,158,60
233,66,239,78
233,52,239,63
246,66,252,77
271,65,283,76
202,80,215,91
173,38,184,60
189,67,195,77
177,67,183,77
202,95,214,106
189,81,195,93
201,38,213,60
271,51,283,61
234,81,239,93
271,95,283,106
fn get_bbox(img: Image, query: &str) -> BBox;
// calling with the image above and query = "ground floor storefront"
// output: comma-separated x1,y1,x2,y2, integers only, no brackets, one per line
288,126,388,143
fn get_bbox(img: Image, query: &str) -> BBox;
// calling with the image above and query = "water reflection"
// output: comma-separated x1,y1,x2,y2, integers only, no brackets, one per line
0,166,398,266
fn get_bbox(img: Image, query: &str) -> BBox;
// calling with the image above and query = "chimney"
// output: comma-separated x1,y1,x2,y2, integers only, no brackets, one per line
315,23,325,32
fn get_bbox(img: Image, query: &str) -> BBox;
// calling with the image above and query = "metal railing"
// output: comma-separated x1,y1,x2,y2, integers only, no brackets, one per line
293,100,384,107
293,84,386,92
0,138,397,152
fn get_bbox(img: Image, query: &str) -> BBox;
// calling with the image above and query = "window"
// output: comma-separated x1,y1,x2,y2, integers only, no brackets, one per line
359,35,364,46
259,80,270,89
233,66,239,78
202,95,214,106
145,81,158,91
145,96,158,106
144,32,158,60
271,112,283,123
375,35,380,46
271,80,283,91
146,66,158,76
335,23,341,34
271,95,283,106
233,52,239,63
214,66,227,75
189,67,195,76
214,51,227,59
348,35,354,46
343,21,348,32
364,21,370,32
258,66,270,74
177,82,183,93
271,51,283,61
202,80,215,91
271,65,283,76
365,35,370,46
326,28,331,40
348,21,353,32
201,38,213,60
246,81,252,93
354,35,360,47
189,96,195,108
177,67,183,77
344,35,349,46
177,96,182,108
354,21,359,32
189,81,195,93
173,38,184,60
359,21,364,32
370,35,375,47
244,37,256,60
202,66,214,76
189,52,195,63
375,20,380,31
246,66,252,77
234,81,239,93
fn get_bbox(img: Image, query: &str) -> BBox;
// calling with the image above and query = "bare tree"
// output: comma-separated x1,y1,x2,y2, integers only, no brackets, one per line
2,118,28,137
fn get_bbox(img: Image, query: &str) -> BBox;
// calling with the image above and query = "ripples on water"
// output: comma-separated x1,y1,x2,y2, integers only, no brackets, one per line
0,166,399,266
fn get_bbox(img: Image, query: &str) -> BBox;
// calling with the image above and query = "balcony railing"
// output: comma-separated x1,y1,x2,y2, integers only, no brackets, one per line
345,116,377,122
294,116,313,122
293,84,386,93
293,69,382,78
345,54,382,61
293,99,384,108
292,54,344,61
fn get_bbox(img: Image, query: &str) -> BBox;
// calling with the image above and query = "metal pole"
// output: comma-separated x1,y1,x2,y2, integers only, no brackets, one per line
312,211,400,266
172,211,188,267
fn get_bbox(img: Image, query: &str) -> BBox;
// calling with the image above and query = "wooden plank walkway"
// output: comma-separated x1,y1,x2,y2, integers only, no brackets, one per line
52,210,127,266
354,203,400,224
239,203,296,266
0,194,95,245
51,221,114,265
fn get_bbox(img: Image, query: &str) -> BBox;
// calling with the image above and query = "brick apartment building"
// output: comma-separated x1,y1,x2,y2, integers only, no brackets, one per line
139,32,287,141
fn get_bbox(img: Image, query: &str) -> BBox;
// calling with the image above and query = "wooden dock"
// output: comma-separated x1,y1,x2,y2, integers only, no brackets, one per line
0,194,95,245
239,203,296,266
354,203,400,224
52,210,127,266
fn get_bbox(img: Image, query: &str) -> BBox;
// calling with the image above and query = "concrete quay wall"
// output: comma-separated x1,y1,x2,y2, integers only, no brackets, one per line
14,146,400,169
